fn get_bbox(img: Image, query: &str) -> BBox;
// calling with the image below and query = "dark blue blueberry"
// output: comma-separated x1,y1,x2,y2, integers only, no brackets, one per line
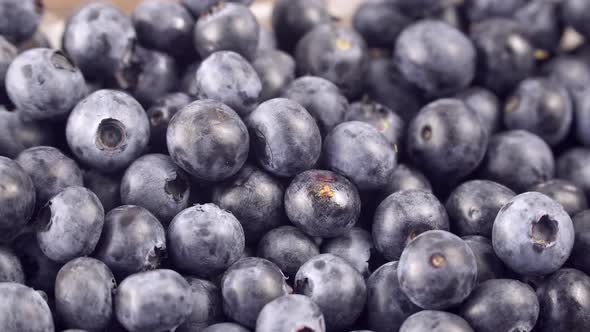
570,210,590,275
0,36,17,103
285,169,361,238
492,192,575,275
146,92,192,153
374,190,449,261
82,169,121,212
252,50,295,101
222,257,289,328
55,257,115,331
530,179,588,217
480,130,555,192
272,0,331,53
462,0,528,21
321,227,373,277
394,20,476,96
353,0,411,49
323,121,397,190
0,156,35,243
36,186,104,263
346,99,404,146
562,0,590,39
295,254,366,331
93,205,166,279
0,283,54,332
400,310,473,332
0,107,54,159
202,323,249,332
115,269,193,332
0,0,43,43
0,246,24,284
167,99,249,181
168,204,245,278
66,90,150,172
246,98,321,177
398,230,477,309
462,236,506,283
446,180,515,238
177,277,223,332
557,148,590,197
514,0,562,53
381,164,432,197
12,233,62,295
256,294,325,332
454,86,501,136
6,48,87,120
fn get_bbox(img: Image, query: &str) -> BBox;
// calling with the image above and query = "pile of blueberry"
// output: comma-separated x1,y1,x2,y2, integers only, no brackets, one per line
4,0,590,331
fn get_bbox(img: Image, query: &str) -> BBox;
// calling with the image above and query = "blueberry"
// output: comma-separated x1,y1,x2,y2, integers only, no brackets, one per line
0,108,54,159
543,56,590,95
0,36,17,102
222,257,289,328
6,48,87,120
536,268,590,331
202,323,250,332
285,169,361,238
454,87,501,136
381,164,432,197
492,192,575,275
55,257,115,331
395,20,476,96
196,51,261,116
0,283,54,332
62,3,136,80
346,99,405,146
252,50,295,102
374,190,449,261
93,205,166,279
514,0,562,53
480,130,555,192
568,211,590,275
557,148,590,197
399,310,473,332
462,0,528,22
167,99,249,181
121,154,190,224
353,0,411,49
398,230,477,309
446,180,515,238
530,179,588,217
36,186,104,263
146,92,192,153
0,156,35,243
168,204,245,278
296,24,368,99
16,146,83,205
177,277,223,332
246,98,321,177
66,90,150,172
407,99,488,186
0,246,24,283
256,294,325,332
256,225,319,279
115,269,193,332
323,121,397,190
321,227,373,277
462,236,505,284
194,3,259,61
82,169,121,212
0,0,43,43
12,233,62,295
562,0,590,39
272,0,331,53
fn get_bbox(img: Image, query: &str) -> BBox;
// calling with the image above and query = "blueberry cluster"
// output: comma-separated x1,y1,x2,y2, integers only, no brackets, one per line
2,0,590,331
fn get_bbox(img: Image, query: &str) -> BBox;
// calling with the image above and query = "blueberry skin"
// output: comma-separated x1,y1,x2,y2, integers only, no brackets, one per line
180,61,201,97
257,225,319,279
296,24,368,99
462,236,505,284
536,268,590,332
195,51,261,116
66,90,150,172
18,30,51,52
400,311,473,332
353,0,411,49
283,76,349,135
480,130,555,192
0,109,54,158
0,246,24,283
463,0,528,22
543,56,590,95
272,0,331,53
6,48,87,120
62,3,136,80
167,99,249,181
247,98,321,177
398,230,478,309
395,0,454,18
562,0,590,39
12,233,62,295
0,156,35,243
256,294,325,332
177,277,223,332
252,50,295,102
492,192,575,276
132,0,194,57
36,186,104,263
346,100,404,146
366,261,420,332
321,227,373,277
83,169,121,212
257,26,277,54
285,169,361,238
557,148,590,198
374,190,450,261
146,93,192,153
570,211,590,275
222,257,290,328
381,164,432,197
55,257,115,331
116,269,193,332
323,121,397,190
407,99,488,185
181,0,218,16
93,205,166,279
121,154,190,224
446,180,515,238
514,0,562,53
194,3,259,61
168,204,245,278
530,180,588,217
0,283,54,332
203,323,250,332
0,37,17,100
455,86,501,136
470,18,535,95
295,254,366,331
0,0,42,43
394,20,476,96
16,146,84,205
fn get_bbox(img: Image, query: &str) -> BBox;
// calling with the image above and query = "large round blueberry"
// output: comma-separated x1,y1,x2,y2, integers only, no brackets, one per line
0,156,35,243
83,169,121,212
12,233,62,295
557,148,590,197
321,227,373,277
272,0,331,53
168,204,245,278
353,0,411,49
146,92,192,153
66,90,150,172
530,179,588,217
381,164,432,197
400,310,474,332
398,230,477,309
0,0,42,43
256,294,325,332
455,86,501,136
167,99,249,182
462,236,505,283
253,50,295,102
0,283,54,332
0,246,24,283
177,277,222,332
247,98,321,177
373,190,449,261
492,192,575,275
